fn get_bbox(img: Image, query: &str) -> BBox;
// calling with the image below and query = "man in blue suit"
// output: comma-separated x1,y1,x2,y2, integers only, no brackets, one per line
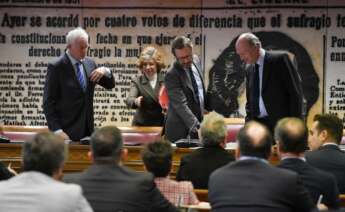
43,27,115,141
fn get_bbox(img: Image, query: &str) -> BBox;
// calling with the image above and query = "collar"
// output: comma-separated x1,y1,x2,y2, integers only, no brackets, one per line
145,72,157,82
256,48,265,67
238,156,268,164
322,143,338,147
66,50,83,65
281,156,306,162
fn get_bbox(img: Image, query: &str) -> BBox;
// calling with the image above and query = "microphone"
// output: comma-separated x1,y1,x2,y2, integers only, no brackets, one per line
175,121,200,148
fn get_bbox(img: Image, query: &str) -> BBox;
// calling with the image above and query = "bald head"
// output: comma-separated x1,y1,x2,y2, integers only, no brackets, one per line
275,118,307,154
235,32,261,65
237,121,272,159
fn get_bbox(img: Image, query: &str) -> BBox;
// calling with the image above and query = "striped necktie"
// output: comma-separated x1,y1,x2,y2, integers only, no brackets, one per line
76,62,86,91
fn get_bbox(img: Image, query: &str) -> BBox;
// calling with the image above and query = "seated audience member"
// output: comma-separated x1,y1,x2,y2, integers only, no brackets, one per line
0,161,15,181
306,114,345,193
125,46,166,126
64,126,178,212
142,140,199,206
276,117,340,209
176,111,235,189
208,121,315,212
0,132,93,212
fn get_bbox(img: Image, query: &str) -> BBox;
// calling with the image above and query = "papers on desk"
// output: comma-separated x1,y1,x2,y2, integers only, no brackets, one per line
225,142,237,150
180,202,211,211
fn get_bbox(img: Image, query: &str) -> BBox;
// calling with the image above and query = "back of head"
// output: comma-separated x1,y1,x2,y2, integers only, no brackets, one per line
142,140,173,177
90,126,123,163
237,121,272,159
275,117,308,154
201,111,227,147
171,35,193,56
23,132,66,176
314,114,343,144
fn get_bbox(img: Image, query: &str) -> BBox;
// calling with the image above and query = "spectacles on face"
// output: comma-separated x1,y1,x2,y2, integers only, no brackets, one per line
176,54,192,63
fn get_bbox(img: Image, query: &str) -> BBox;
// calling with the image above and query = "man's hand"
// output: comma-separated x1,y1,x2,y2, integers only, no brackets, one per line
56,131,70,141
7,163,17,176
135,96,143,107
90,67,106,83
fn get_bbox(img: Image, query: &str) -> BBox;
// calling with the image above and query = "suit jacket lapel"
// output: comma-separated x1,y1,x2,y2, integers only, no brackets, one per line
64,53,87,93
153,72,165,98
141,75,158,102
262,53,271,92
192,60,206,95
175,62,194,94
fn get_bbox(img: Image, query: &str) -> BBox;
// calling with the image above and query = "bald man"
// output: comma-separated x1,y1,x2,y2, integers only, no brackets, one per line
208,121,315,212
236,32,303,133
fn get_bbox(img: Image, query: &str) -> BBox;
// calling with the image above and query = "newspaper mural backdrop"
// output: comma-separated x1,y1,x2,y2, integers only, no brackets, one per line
0,0,344,128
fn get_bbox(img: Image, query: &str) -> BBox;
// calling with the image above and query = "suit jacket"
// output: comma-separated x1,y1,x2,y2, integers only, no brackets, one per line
0,171,93,212
43,53,115,141
165,55,209,142
0,161,14,181
278,158,340,209
306,145,345,193
209,159,315,212
245,51,303,129
64,164,178,212
176,146,234,189
125,72,165,126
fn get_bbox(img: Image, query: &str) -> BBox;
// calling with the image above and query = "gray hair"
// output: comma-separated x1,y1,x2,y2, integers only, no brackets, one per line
171,36,193,56
200,111,227,147
66,27,89,47
238,32,261,48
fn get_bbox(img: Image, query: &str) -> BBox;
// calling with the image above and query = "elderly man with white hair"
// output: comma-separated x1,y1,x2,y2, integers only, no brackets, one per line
43,27,115,141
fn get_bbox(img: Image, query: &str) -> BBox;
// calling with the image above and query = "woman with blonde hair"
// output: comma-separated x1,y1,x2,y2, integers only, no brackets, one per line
125,46,166,126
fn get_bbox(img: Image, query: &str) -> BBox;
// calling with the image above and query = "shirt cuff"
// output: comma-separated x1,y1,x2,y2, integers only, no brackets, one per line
54,129,63,134
103,67,112,78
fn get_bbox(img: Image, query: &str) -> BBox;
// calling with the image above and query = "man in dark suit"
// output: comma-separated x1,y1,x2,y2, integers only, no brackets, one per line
306,114,345,193
236,32,303,133
43,27,115,141
176,111,234,189
64,126,178,212
208,121,315,212
165,36,209,142
276,117,340,209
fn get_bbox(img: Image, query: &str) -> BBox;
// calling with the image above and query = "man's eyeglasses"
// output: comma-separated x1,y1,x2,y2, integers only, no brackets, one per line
176,54,192,62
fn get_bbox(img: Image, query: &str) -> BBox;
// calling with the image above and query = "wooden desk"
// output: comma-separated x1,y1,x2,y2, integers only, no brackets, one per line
0,143,279,178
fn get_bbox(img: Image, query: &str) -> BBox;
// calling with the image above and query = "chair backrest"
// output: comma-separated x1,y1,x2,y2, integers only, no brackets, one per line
340,194,345,207
194,189,208,202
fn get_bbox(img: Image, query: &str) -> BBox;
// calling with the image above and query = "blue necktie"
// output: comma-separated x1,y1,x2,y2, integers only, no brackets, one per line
76,62,86,91
252,64,260,117
188,68,200,106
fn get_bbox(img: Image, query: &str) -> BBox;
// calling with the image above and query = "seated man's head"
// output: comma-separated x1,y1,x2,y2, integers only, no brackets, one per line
23,132,66,180
274,117,308,157
236,121,272,159
308,114,343,151
90,126,126,164
142,140,173,178
200,111,227,148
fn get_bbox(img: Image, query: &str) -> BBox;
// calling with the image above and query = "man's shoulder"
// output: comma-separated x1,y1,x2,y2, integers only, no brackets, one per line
49,53,68,66
63,172,83,183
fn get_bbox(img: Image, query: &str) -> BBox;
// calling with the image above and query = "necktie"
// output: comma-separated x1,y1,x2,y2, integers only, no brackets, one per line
76,62,86,91
252,63,260,117
188,68,200,106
